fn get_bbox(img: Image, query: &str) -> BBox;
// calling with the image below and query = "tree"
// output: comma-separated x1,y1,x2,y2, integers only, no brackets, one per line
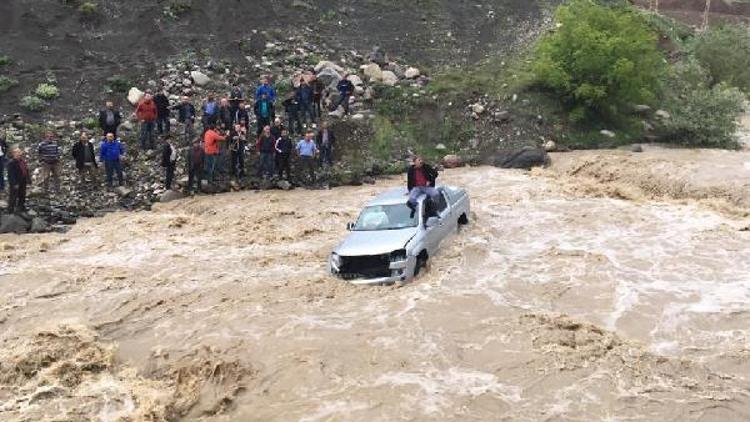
690,24,750,93
533,0,665,121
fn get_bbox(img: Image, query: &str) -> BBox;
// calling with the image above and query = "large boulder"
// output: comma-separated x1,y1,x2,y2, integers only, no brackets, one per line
190,71,211,86
159,189,184,203
127,87,144,106
0,214,31,234
490,147,550,170
29,217,49,233
380,71,399,86
362,63,383,82
316,67,342,89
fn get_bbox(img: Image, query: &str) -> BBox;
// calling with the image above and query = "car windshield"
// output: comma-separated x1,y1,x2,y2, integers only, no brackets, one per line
353,204,418,231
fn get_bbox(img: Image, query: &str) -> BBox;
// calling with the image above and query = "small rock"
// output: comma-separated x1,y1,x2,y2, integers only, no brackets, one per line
114,186,133,198
351,113,365,121
631,144,643,153
404,67,421,79
276,180,293,190
633,104,652,114
29,217,49,233
470,103,485,114
347,74,364,86
600,130,616,138
380,71,399,86
543,140,557,152
655,109,671,120
159,190,184,203
435,143,447,151
442,154,464,168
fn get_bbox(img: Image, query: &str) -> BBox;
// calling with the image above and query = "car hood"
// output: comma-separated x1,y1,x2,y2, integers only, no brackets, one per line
334,228,417,256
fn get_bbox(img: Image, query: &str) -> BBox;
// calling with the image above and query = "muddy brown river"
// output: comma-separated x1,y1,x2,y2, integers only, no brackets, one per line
1,147,750,421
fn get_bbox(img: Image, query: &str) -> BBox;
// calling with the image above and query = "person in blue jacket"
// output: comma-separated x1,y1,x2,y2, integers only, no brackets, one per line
255,77,276,103
99,132,126,188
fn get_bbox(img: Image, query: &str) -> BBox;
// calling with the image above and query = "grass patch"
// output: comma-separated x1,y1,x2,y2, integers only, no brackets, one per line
20,96,46,112
105,75,130,93
0,76,18,93
0,56,11,67
35,83,59,99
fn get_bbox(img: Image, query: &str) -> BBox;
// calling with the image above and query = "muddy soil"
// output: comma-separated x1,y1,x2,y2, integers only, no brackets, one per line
1,148,750,420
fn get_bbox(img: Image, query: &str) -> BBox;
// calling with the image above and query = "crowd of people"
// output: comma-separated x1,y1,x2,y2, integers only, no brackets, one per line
1,74,354,214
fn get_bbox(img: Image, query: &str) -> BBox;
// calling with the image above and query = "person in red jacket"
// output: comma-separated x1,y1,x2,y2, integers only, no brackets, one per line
135,92,158,150
203,123,226,182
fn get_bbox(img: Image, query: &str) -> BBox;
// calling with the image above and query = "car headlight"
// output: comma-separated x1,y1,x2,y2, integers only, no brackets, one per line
330,253,342,270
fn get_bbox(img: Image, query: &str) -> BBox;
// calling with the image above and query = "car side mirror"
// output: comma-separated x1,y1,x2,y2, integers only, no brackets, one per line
346,222,354,231
425,217,440,228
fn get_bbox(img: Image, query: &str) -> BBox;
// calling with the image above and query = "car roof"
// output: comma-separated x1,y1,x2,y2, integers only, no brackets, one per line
366,186,446,207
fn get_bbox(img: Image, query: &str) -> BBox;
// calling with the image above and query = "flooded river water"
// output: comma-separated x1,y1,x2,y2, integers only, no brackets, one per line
1,147,750,421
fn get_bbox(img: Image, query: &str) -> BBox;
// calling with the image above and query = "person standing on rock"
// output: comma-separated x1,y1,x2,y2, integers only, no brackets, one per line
154,90,171,135
37,132,61,192
316,121,336,167
71,132,98,183
201,95,219,131
335,75,355,116
233,101,250,133
7,147,30,214
229,83,245,113
176,96,197,145
256,125,276,179
0,136,9,193
296,130,318,184
282,93,302,136
275,128,293,181
100,132,125,188
255,77,276,103
312,75,326,119
98,101,121,138
161,136,178,190
218,97,233,130
406,156,440,218
135,93,158,150
229,123,247,179
203,123,226,183
254,93,275,136
186,139,204,194
296,79,315,127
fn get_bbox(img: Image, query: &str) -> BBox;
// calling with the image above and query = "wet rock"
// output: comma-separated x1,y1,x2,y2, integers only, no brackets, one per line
491,147,549,170
442,154,463,168
159,190,184,203
0,214,31,234
276,180,293,190
631,144,644,153
543,140,557,152
404,67,421,79
600,130,616,138
29,217,49,233
127,87,144,106
190,71,211,86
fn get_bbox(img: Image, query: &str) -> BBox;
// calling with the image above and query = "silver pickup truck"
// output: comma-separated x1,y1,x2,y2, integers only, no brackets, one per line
329,186,471,285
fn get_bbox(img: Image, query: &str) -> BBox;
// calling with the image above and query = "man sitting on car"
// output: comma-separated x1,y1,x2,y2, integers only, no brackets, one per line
406,156,440,218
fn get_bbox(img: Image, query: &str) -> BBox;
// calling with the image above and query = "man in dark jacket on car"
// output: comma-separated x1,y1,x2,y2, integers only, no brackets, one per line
71,132,98,182
406,156,440,217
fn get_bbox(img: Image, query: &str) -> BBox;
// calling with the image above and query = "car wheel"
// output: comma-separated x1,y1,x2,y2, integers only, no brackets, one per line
414,251,428,277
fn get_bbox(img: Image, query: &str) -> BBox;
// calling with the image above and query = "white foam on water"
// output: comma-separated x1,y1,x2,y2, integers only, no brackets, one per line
299,400,371,422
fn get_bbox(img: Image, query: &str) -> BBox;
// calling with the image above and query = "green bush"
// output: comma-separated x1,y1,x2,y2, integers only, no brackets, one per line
533,0,665,121
78,1,98,15
35,83,59,99
0,76,18,93
105,75,130,93
0,56,10,66
690,25,750,93
82,117,98,129
659,60,744,148
20,96,46,112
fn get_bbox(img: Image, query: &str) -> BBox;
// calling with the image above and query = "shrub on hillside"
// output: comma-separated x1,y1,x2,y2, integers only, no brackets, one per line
659,60,743,148
0,76,18,93
533,0,664,121
20,96,46,112
690,25,750,94
35,83,59,99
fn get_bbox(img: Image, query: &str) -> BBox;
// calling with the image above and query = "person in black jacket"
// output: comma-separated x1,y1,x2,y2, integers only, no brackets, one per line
161,136,178,190
282,93,302,135
71,132,98,182
154,90,171,135
295,79,315,125
335,76,355,115
175,96,196,144
316,121,336,167
406,156,440,217
98,101,121,137
186,139,204,194
7,147,31,214
233,101,250,133
274,128,293,180
228,123,247,179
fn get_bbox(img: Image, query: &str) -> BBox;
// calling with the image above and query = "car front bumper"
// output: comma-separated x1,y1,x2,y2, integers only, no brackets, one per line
330,256,417,285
